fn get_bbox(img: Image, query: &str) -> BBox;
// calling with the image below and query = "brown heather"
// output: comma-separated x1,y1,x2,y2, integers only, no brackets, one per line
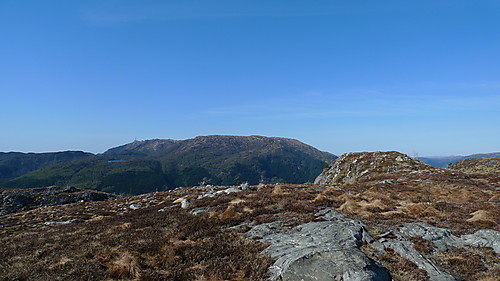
0,193,273,280
432,246,500,281
377,248,430,281
0,162,499,280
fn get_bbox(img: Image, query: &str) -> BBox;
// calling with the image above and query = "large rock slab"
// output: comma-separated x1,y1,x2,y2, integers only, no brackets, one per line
246,209,390,281
398,222,464,251
376,222,457,280
378,240,455,281
461,229,500,254
376,222,500,281
397,222,500,254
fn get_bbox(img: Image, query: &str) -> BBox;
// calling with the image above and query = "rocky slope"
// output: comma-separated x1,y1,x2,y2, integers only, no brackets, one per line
315,151,435,184
1,151,499,280
448,157,500,175
104,139,180,157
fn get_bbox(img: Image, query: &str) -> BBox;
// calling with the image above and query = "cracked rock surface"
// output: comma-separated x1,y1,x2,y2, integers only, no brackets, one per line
246,209,390,281
374,222,500,281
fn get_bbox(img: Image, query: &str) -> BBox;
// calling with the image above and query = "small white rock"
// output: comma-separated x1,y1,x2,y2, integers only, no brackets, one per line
181,198,191,209
129,204,141,210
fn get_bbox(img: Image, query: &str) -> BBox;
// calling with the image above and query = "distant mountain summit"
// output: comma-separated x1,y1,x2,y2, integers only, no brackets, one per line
105,135,334,163
4,136,336,194
107,135,337,188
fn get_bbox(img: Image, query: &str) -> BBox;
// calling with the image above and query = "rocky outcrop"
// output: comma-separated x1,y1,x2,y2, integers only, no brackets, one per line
373,222,500,280
462,229,500,254
246,209,390,281
0,186,115,215
315,151,435,185
448,157,500,174
398,222,464,251
377,239,454,281
374,223,456,281
248,212,500,281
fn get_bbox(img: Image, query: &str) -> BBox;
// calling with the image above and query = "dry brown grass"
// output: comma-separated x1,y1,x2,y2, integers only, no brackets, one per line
102,251,142,279
219,205,241,221
1,169,498,280
331,171,500,235
0,194,273,280
409,236,436,254
488,193,500,202
467,210,498,224
432,246,499,280
362,246,429,281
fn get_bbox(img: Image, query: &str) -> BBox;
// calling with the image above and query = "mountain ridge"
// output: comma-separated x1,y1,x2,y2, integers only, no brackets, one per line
0,151,93,183
2,135,336,194
104,135,334,162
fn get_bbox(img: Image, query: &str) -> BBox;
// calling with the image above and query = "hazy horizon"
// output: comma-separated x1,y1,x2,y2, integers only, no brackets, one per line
2,1,499,156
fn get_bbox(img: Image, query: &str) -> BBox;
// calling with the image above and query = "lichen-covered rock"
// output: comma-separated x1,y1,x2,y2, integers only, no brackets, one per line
246,209,390,281
315,151,435,185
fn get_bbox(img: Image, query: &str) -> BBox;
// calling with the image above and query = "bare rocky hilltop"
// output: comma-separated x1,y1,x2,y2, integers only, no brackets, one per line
0,151,498,280
315,151,436,185
449,157,500,175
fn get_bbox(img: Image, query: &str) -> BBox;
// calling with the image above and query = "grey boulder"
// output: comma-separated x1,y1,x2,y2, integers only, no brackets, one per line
462,229,500,254
246,209,390,281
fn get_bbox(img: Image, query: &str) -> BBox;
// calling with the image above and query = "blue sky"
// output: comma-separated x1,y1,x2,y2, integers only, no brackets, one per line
1,0,499,156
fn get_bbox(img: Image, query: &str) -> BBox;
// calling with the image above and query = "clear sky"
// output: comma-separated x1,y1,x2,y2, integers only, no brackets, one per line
1,1,499,156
